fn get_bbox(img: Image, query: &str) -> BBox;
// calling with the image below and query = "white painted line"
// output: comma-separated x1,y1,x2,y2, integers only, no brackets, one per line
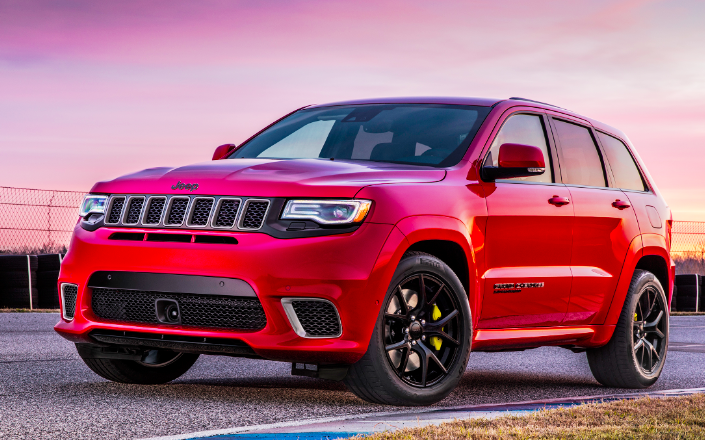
137,387,705,440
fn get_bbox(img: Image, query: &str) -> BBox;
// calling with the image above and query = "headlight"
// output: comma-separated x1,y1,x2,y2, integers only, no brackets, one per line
79,195,108,217
282,199,372,225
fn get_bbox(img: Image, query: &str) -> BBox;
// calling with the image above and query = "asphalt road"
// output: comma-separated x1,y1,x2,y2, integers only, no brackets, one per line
0,313,703,440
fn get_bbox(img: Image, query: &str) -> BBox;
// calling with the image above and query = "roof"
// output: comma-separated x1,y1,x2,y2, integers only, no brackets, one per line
307,96,503,108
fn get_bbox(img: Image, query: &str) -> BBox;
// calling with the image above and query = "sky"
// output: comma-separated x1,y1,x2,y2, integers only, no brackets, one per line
1,0,704,220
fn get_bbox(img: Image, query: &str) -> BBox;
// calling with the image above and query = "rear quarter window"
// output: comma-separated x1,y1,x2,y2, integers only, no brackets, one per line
597,132,647,192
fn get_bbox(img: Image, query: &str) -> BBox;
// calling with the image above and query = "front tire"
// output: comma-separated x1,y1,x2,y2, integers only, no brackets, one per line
344,252,472,405
587,269,669,388
77,345,199,384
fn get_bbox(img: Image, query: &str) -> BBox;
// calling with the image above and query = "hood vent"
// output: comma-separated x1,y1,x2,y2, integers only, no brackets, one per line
104,194,270,232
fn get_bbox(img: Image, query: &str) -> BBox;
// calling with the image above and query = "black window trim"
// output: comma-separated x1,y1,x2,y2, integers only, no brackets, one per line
548,116,612,191
478,110,563,186
593,129,652,194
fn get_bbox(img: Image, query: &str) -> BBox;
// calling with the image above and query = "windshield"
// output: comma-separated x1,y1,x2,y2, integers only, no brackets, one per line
229,104,490,167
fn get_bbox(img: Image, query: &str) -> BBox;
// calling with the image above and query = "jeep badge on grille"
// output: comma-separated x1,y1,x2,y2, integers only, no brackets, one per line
171,181,199,191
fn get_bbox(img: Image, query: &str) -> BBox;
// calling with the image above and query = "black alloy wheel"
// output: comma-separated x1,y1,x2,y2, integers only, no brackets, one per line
587,269,669,388
632,285,667,374
384,273,461,387
344,251,472,406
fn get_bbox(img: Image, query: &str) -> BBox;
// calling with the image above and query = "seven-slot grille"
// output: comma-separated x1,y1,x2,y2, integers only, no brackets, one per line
104,194,269,231
91,288,267,330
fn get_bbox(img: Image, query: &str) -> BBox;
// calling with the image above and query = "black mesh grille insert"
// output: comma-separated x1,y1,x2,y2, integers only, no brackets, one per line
91,288,267,330
125,198,145,224
190,199,214,226
214,199,241,228
241,201,269,229
107,198,125,224
62,284,78,319
166,198,189,225
144,198,166,225
291,300,340,337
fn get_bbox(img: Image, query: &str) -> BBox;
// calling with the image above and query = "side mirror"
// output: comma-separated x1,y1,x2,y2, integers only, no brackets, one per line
481,143,546,181
212,143,237,160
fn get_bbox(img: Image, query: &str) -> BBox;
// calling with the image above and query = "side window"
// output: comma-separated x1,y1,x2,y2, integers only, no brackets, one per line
597,132,647,191
484,114,553,183
257,120,335,158
553,120,606,187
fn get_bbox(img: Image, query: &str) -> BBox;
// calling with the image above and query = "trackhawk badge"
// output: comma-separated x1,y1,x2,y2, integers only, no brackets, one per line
494,282,544,293
171,181,199,191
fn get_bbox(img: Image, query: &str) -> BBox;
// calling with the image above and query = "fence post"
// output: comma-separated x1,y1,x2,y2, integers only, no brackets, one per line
26,255,33,310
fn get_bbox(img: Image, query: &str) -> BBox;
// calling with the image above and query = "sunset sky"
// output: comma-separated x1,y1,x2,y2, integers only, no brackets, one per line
1,0,704,220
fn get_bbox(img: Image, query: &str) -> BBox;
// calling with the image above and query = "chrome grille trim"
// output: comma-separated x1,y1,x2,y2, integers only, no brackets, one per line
106,196,126,225
212,198,242,229
101,194,271,231
186,197,216,228
164,197,191,226
123,196,146,225
142,196,167,225
238,199,271,231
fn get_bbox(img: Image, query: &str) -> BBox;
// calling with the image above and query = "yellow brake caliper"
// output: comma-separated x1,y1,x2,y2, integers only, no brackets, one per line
430,304,443,351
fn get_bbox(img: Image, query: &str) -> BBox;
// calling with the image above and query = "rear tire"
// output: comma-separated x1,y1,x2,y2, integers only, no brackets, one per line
587,269,668,388
344,252,472,406
77,345,199,384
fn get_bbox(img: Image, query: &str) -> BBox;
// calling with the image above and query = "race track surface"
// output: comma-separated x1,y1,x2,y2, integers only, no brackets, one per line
0,313,703,439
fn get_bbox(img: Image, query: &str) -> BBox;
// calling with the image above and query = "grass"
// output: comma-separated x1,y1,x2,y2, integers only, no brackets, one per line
671,311,705,316
0,308,59,313
356,394,705,440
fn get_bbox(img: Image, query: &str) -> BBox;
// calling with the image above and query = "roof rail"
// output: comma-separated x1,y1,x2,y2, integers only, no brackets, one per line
508,97,567,110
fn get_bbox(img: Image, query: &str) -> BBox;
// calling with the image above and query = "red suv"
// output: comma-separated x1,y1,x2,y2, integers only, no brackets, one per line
56,97,673,405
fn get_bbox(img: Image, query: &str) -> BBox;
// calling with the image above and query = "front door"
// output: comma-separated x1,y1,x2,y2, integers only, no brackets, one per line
479,111,574,328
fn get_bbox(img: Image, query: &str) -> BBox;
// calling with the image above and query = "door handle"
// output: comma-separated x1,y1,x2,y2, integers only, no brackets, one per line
612,199,631,210
548,196,570,206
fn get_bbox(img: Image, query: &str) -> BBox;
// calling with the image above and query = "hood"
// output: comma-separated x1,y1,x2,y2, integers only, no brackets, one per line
90,159,446,197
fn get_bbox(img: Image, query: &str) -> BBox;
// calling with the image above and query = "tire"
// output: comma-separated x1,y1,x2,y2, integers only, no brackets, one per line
587,269,669,388
0,287,39,308
37,254,62,272
344,252,472,406
77,344,199,384
0,270,37,288
0,255,37,272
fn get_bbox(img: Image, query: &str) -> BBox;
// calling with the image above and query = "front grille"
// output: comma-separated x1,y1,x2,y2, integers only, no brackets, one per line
102,194,271,231
61,284,78,320
107,197,125,224
291,300,341,337
214,199,241,228
144,197,166,225
124,197,145,225
189,198,214,226
240,200,270,229
91,288,267,330
166,198,189,225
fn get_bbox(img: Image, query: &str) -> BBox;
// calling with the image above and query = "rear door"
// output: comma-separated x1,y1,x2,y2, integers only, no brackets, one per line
479,110,574,328
547,114,641,325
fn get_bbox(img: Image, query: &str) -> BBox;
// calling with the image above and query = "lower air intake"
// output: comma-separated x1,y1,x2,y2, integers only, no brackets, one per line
91,288,267,330
61,284,78,321
283,299,341,338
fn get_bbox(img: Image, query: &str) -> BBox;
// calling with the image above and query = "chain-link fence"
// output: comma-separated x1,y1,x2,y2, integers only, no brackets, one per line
672,221,705,275
0,186,85,255
1,186,705,267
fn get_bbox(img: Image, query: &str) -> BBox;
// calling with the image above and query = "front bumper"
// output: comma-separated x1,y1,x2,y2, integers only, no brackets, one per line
55,222,399,364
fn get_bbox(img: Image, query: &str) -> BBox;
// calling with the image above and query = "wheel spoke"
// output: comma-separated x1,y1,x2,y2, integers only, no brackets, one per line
428,282,445,306
418,275,427,309
411,343,430,387
385,313,407,322
634,338,644,352
645,339,654,370
647,289,657,318
386,340,408,352
426,330,459,346
397,347,410,373
645,311,663,329
425,309,459,331
397,286,409,315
